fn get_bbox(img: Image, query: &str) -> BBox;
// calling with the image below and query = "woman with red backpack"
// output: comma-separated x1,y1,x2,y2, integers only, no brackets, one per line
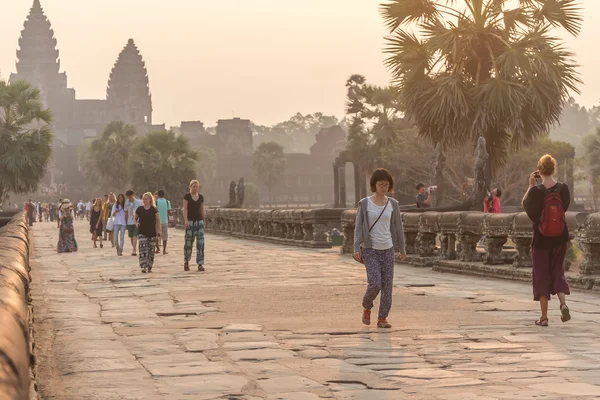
522,154,571,327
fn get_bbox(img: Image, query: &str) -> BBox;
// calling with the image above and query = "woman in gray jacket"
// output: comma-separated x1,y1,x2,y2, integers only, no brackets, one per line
353,168,406,328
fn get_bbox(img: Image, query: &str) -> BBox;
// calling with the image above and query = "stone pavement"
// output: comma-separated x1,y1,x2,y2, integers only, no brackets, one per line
30,220,600,400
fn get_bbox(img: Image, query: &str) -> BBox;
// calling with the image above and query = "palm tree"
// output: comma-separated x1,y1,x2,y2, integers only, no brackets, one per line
89,121,137,191
0,80,54,203
381,0,582,186
130,129,197,198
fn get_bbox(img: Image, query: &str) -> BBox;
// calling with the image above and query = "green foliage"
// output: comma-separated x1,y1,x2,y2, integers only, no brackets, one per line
253,142,286,206
130,130,197,199
345,74,413,173
82,121,137,191
194,145,217,189
244,182,261,209
253,112,339,153
381,0,582,178
0,79,54,202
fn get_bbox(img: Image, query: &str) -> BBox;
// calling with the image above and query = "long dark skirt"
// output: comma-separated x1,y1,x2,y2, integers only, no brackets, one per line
532,243,569,301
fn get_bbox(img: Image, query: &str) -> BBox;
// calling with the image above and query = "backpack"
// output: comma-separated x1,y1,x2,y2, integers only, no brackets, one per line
537,183,565,237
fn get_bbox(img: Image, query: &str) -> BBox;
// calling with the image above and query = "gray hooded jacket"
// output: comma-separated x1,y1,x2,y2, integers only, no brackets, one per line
353,197,405,254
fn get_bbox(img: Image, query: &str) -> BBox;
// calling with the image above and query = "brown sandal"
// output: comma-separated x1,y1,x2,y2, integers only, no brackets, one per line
561,305,571,323
535,317,549,327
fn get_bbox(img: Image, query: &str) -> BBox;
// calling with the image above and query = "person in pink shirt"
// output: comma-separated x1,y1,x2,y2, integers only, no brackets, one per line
484,188,502,213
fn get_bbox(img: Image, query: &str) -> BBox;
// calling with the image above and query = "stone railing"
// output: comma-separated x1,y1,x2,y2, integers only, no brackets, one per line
341,210,600,276
201,208,345,248
0,212,33,399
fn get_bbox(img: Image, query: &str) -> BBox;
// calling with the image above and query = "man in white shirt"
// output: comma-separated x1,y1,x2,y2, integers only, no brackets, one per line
76,200,84,220
85,200,92,221
125,190,143,256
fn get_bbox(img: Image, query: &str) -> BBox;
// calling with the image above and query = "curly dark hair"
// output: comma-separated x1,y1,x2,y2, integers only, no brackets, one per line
369,168,394,192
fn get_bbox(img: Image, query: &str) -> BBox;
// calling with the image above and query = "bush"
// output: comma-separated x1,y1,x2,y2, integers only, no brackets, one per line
245,183,260,209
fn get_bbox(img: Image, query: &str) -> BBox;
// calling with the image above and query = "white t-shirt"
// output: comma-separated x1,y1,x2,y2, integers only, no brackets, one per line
111,204,127,226
367,197,393,250
125,198,143,225
85,202,92,211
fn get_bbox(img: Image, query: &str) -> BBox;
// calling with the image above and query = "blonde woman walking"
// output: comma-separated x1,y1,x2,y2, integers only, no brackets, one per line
135,192,161,273
183,179,205,272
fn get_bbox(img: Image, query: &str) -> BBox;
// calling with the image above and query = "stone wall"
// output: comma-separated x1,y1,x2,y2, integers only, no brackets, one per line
0,212,33,399
181,208,345,249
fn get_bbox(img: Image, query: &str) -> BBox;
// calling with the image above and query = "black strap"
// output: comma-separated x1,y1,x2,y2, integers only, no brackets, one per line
368,199,390,233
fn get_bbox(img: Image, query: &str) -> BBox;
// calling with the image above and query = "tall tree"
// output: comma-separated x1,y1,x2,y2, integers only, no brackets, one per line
382,0,582,189
253,142,287,207
0,80,54,203
85,121,137,191
581,128,600,209
130,129,197,198
253,112,339,153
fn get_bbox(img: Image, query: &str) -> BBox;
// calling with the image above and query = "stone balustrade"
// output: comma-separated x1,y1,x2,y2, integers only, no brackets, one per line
0,212,33,399
202,208,345,249
341,210,600,277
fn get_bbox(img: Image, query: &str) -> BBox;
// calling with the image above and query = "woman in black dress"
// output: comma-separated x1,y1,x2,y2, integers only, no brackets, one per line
89,198,104,248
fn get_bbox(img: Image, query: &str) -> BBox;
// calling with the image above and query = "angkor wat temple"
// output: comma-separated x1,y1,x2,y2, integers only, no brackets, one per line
10,0,158,145
8,0,353,205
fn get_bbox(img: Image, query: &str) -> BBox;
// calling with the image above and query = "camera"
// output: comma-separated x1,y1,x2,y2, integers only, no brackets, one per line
428,186,438,191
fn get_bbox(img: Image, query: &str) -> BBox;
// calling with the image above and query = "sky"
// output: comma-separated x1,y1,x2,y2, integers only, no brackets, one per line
1,0,599,128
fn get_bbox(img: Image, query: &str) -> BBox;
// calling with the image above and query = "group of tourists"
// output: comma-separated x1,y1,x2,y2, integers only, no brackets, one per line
23,200,61,226
353,154,571,329
52,179,206,274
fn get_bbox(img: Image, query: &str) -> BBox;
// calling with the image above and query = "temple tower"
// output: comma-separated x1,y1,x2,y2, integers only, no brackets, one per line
10,0,75,106
106,39,153,127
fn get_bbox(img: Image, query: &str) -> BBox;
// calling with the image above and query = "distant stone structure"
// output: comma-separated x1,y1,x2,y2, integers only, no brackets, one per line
9,0,157,145
217,118,253,156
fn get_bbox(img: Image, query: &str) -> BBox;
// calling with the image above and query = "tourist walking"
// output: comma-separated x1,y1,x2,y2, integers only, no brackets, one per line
156,190,171,255
125,190,143,256
523,154,572,327
353,168,406,329
112,194,127,256
85,200,92,221
57,199,78,253
101,194,109,241
89,198,104,248
25,200,34,226
183,180,205,272
135,192,161,273
104,193,116,247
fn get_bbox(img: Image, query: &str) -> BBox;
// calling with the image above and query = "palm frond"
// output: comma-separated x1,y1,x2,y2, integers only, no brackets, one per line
531,0,582,36
380,0,440,32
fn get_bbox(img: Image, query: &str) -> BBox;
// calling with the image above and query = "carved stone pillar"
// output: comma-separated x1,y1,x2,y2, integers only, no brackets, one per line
512,237,533,268
457,233,481,262
440,233,457,260
342,221,355,254
272,222,282,240
313,223,329,247
333,163,340,208
353,162,361,207
415,232,436,257
484,237,508,265
339,165,347,208
302,222,314,243
579,242,600,275
404,232,418,255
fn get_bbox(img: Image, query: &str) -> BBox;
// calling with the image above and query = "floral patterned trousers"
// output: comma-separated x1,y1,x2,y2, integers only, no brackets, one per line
362,248,395,320
138,234,156,270
184,220,205,265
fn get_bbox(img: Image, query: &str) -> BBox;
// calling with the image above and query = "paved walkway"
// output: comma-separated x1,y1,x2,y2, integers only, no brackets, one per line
30,220,600,399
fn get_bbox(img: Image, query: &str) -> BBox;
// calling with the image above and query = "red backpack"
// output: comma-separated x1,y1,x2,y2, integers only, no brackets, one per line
538,183,565,237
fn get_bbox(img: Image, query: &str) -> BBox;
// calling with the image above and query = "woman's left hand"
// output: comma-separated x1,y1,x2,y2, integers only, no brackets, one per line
528,172,537,188
400,253,406,261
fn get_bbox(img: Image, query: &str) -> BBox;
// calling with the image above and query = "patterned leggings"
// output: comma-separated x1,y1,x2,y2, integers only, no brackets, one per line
138,234,156,270
184,220,205,265
362,248,395,320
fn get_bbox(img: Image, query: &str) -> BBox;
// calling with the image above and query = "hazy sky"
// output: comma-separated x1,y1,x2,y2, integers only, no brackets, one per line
1,0,599,128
